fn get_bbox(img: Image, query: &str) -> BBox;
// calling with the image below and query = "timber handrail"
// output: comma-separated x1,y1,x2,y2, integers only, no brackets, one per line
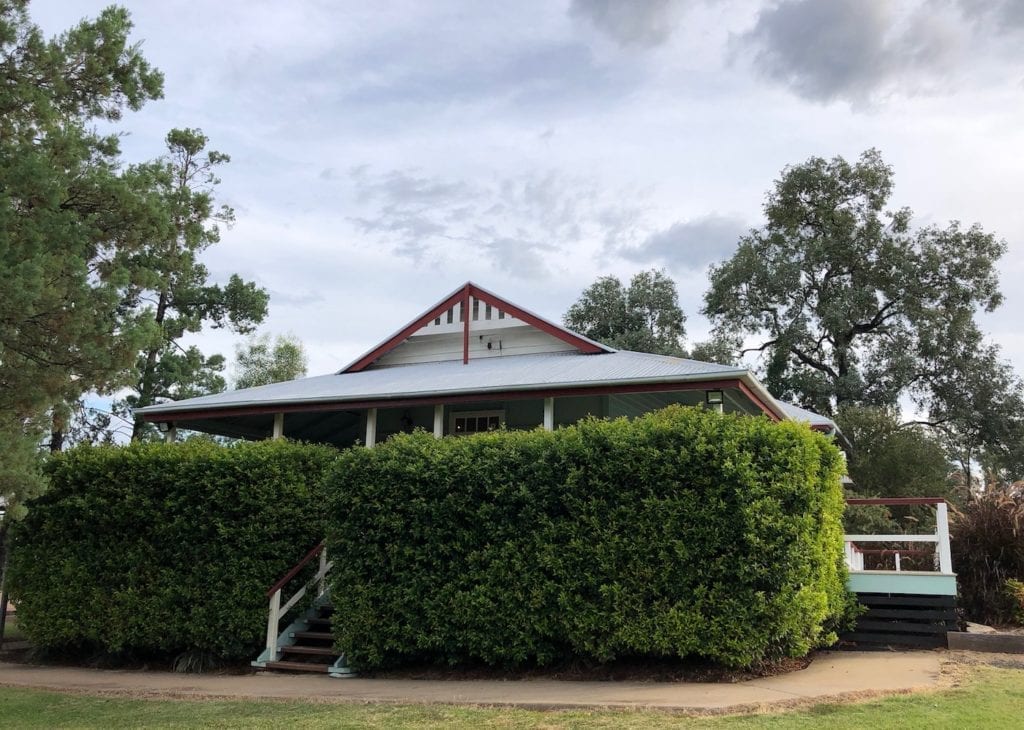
267,541,325,598
262,540,334,663
846,497,946,506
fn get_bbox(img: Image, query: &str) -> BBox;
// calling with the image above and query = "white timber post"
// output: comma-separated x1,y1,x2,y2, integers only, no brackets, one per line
272,412,284,440
163,426,177,444
433,404,444,439
895,552,902,573
936,501,953,574
318,547,328,598
265,590,281,659
365,408,377,448
543,397,554,431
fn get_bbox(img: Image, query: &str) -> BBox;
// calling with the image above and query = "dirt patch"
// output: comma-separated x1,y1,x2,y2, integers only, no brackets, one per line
362,655,813,683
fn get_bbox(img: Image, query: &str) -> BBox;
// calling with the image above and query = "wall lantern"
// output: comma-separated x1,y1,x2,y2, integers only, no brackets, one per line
705,390,724,413
157,421,173,433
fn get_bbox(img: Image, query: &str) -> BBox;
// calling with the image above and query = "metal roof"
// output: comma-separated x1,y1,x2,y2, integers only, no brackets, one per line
776,401,839,431
137,350,747,416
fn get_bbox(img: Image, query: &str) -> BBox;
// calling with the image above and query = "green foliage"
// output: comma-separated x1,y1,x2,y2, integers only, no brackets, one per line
234,333,308,389
324,406,851,670
117,129,269,440
1006,579,1024,626
0,2,164,498
836,406,951,500
836,406,952,539
950,485,1024,624
702,149,1006,417
6,440,336,662
564,270,687,355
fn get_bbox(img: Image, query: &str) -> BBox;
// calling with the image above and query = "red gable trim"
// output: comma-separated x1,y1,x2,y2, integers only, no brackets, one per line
341,282,609,373
735,379,781,422
342,285,468,373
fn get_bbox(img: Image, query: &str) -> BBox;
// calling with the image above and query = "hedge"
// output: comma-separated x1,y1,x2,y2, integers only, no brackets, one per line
7,439,337,663
324,405,852,670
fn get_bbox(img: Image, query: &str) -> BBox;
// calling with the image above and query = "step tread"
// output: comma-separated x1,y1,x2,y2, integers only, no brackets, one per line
264,660,332,673
292,631,334,641
281,645,338,656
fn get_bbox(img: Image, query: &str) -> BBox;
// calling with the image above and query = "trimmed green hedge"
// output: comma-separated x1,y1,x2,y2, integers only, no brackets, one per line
7,440,336,662
325,405,851,670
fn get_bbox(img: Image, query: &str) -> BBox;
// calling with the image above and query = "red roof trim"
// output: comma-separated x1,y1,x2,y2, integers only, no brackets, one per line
467,284,606,356
341,282,608,373
142,378,748,423
342,286,467,373
735,379,781,422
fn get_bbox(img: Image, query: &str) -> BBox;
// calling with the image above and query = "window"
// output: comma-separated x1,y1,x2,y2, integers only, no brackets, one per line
451,409,504,435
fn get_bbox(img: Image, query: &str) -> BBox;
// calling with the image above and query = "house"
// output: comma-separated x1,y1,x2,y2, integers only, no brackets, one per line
135,282,838,444
134,283,960,672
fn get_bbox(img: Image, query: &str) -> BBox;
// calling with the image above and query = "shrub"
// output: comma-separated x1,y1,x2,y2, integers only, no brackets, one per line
324,405,851,670
7,439,337,663
1006,579,1024,626
951,485,1024,624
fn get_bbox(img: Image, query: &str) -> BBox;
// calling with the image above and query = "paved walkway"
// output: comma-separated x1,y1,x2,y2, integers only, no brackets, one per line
0,652,943,711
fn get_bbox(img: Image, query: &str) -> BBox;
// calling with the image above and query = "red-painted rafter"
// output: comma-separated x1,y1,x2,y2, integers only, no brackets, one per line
734,379,781,421
342,288,467,373
342,282,608,373
143,378,747,423
462,283,470,364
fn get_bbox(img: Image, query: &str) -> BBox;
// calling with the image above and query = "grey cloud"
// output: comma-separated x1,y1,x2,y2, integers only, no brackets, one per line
959,0,1024,32
619,214,746,271
570,0,688,48
348,166,645,279
739,0,961,103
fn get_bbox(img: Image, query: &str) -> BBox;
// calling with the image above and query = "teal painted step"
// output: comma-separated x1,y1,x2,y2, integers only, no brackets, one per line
847,571,957,596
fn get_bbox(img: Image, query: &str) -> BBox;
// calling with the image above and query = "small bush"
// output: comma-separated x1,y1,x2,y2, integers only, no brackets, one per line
951,485,1024,624
324,405,852,670
1006,580,1024,626
7,439,337,663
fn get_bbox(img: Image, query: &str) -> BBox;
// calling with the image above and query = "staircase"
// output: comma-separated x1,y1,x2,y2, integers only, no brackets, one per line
251,543,355,677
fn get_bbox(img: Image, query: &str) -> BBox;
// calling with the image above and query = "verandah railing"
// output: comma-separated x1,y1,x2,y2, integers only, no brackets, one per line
843,497,953,574
262,541,333,661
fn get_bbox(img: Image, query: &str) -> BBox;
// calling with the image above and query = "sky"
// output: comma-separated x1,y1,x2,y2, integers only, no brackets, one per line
31,0,1024,380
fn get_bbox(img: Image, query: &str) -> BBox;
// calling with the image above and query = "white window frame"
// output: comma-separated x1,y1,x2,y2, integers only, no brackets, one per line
450,409,505,436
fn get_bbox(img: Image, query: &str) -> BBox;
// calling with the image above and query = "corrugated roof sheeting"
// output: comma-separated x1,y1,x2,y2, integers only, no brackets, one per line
138,350,745,415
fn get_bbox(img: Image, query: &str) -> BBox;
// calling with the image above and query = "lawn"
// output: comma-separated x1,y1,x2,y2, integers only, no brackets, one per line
0,665,1021,729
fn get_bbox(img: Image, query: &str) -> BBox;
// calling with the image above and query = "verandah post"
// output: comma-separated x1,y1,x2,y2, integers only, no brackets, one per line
433,404,444,438
936,501,953,574
543,397,554,431
365,408,377,448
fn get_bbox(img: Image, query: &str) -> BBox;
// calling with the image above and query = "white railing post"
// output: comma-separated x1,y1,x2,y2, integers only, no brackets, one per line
895,552,902,572
265,590,281,659
936,501,953,574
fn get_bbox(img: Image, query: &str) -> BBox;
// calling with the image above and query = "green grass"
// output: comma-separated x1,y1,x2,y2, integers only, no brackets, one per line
0,666,1020,729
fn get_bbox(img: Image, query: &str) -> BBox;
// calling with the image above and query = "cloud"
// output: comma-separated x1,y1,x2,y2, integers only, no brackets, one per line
618,214,747,271
569,0,689,48
347,167,646,279
737,0,963,103
958,0,1024,33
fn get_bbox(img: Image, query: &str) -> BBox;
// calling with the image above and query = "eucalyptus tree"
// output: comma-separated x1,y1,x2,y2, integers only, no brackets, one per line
565,269,687,355
702,149,1005,417
234,333,308,389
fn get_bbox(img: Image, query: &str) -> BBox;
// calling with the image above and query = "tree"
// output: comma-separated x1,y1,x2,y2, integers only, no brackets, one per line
234,333,308,389
564,269,686,355
116,129,269,440
836,406,952,500
0,3,162,493
0,1,163,610
915,344,1024,488
702,149,1005,416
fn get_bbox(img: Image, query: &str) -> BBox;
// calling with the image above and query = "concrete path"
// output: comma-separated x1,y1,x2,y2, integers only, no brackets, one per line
0,651,942,712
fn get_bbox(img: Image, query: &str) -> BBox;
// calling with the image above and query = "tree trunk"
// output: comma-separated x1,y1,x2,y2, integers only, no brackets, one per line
132,290,169,441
